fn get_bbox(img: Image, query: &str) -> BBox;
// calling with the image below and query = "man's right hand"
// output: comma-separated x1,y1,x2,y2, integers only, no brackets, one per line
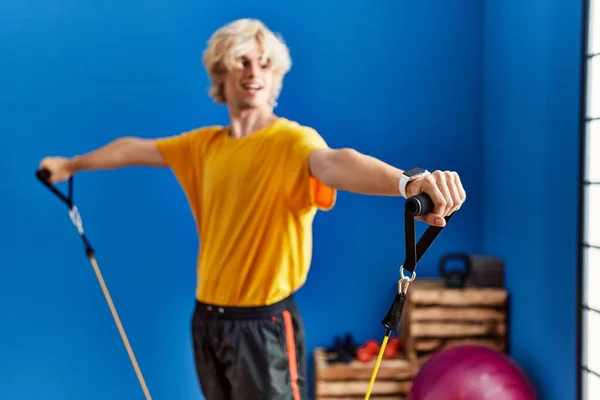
39,156,73,183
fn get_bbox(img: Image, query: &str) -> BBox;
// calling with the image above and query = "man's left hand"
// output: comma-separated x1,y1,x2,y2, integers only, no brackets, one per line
405,170,466,227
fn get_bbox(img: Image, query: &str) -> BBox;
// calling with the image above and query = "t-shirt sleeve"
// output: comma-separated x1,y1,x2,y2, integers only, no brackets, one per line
155,129,200,202
284,127,337,211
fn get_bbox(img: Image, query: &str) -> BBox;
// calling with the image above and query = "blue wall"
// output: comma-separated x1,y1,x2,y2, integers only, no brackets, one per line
483,1,583,399
0,0,582,399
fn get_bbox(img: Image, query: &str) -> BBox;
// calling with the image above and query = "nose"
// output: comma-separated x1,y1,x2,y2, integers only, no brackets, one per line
246,61,261,77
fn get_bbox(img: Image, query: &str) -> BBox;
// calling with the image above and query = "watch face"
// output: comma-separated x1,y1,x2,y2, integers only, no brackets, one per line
405,167,426,177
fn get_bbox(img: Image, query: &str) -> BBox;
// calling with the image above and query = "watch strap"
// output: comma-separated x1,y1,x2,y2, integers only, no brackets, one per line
399,169,430,198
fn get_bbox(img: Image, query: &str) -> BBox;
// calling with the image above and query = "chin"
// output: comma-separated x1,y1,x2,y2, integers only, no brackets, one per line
242,98,270,109
235,101,261,111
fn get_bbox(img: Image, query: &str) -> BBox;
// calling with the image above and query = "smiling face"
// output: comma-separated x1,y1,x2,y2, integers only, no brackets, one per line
220,41,276,111
202,19,292,110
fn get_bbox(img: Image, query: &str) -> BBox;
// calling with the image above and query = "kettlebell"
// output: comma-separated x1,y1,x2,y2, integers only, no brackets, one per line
439,253,471,288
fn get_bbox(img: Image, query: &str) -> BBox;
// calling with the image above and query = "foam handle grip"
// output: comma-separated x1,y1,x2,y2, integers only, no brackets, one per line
406,193,434,216
36,168,51,183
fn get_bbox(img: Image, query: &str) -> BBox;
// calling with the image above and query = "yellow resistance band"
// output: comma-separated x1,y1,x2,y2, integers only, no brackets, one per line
90,255,152,400
364,333,391,400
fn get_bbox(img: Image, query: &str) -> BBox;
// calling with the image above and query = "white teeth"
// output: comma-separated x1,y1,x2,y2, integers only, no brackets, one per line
243,83,261,90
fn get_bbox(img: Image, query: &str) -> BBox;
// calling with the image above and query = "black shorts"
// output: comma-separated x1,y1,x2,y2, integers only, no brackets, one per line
191,296,307,400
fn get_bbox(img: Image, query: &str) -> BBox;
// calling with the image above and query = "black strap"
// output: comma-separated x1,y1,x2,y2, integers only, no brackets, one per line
381,194,456,333
36,169,95,258
403,209,453,274
36,169,74,208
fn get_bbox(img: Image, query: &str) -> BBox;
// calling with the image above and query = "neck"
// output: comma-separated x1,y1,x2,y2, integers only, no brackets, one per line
227,106,278,138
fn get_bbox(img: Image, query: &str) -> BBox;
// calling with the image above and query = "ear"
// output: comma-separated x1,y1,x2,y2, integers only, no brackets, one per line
215,74,225,85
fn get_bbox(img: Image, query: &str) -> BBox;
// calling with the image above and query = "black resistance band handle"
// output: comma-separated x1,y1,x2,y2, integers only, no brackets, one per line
35,167,73,208
36,168,51,182
36,167,94,257
405,193,434,216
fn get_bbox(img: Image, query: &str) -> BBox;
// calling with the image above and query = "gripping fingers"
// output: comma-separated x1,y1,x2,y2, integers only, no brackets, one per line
449,172,464,213
455,172,467,203
423,173,447,217
407,169,466,226
434,170,455,216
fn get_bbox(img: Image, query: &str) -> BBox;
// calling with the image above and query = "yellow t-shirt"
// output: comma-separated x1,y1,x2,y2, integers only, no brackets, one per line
155,117,336,306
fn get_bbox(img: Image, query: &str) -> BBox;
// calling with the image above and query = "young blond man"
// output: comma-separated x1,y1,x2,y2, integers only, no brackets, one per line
39,18,466,400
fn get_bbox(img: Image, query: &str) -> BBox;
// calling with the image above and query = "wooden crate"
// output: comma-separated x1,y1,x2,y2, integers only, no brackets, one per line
401,279,509,367
313,347,416,400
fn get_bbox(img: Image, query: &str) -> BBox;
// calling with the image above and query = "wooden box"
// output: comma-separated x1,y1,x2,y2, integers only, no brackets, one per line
401,279,509,367
313,347,416,400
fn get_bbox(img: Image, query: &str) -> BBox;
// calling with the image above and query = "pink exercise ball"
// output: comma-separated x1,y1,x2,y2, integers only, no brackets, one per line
409,344,537,400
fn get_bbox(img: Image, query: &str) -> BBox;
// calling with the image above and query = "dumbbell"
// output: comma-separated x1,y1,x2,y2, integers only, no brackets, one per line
356,340,380,363
356,337,404,363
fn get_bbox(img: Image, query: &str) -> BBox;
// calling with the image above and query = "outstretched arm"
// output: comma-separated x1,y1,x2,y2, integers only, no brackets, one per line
308,147,466,226
39,137,166,183
70,137,167,170
308,148,404,196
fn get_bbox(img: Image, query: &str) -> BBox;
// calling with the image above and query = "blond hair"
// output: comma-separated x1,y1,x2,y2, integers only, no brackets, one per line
202,18,292,105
